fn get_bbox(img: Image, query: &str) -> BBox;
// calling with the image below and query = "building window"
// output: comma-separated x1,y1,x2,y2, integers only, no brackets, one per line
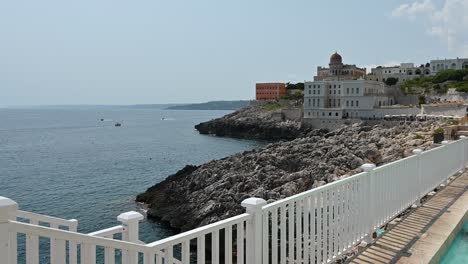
351,101,354,107
313,99,315,107
309,90,311,94
351,88,354,94
329,90,332,94
338,85,341,88
338,90,341,94
334,85,336,88
309,85,312,88
329,112,331,116
308,112,310,116
329,99,332,106
356,87,359,94
356,100,359,107
346,100,349,107
347,88,349,94
313,85,315,88
334,90,336,94
322,112,325,116
335,112,338,116
313,90,316,95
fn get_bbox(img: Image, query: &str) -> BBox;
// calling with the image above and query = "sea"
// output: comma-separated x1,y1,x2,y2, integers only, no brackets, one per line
0,106,264,244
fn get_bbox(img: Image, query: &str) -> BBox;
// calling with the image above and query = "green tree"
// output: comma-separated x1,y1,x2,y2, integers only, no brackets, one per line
384,77,399,86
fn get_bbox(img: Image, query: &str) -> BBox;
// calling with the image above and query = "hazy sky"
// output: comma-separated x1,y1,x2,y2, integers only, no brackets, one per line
1,0,467,106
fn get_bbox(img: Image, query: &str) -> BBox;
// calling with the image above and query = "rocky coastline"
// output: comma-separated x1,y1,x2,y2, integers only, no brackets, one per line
194,102,308,140
137,121,442,231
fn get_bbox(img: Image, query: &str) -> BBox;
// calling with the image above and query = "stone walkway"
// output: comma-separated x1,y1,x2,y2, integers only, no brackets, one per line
349,171,468,264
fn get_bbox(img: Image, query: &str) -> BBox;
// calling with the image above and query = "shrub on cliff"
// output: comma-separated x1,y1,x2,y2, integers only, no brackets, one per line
384,77,398,86
432,69,468,83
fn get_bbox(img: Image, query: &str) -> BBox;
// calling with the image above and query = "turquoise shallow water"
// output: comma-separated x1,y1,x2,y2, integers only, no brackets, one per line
440,220,468,264
0,107,264,262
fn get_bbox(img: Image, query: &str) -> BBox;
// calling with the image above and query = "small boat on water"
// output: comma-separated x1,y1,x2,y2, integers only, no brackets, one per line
114,123,122,127
100,118,104,121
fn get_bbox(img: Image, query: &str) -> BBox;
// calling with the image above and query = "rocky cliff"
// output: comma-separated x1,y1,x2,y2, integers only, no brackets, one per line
194,102,308,140
137,122,441,231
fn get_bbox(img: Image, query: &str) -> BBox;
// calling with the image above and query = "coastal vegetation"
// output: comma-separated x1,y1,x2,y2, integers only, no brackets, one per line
285,82,304,90
384,77,399,86
401,69,468,94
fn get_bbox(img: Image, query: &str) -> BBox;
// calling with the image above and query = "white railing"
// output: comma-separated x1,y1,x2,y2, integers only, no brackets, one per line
1,137,467,264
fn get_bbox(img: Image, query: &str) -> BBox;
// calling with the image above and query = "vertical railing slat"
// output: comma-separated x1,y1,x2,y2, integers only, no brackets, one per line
303,196,310,264
26,219,39,264
280,205,286,264
81,243,96,264
197,235,205,264
212,230,220,264
225,226,232,264
288,202,294,262
296,199,302,263
237,222,244,264
272,208,278,264
9,231,17,264
262,212,268,264
182,240,190,264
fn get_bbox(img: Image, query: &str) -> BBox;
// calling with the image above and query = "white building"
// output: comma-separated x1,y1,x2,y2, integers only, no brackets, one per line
430,58,468,74
366,63,431,84
304,79,395,122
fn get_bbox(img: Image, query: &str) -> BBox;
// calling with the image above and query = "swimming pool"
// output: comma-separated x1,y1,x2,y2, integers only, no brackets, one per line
440,221,468,263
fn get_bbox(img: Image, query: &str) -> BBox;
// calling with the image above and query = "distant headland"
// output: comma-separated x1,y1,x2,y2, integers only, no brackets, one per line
165,100,251,110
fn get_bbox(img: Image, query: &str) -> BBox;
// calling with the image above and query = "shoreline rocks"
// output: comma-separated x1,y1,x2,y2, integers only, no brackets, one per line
137,121,442,231
194,102,309,140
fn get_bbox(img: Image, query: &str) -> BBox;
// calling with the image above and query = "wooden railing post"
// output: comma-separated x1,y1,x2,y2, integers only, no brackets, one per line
0,197,18,264
241,197,267,264
118,211,144,264
413,149,423,207
361,163,376,245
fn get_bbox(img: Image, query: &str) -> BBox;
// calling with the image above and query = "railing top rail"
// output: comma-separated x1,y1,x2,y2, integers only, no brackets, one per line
263,171,367,210
146,213,250,249
88,225,124,238
374,154,417,171
15,210,77,228
9,220,150,253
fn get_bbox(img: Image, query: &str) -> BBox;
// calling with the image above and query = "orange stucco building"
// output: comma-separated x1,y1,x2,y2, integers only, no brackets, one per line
256,83,287,100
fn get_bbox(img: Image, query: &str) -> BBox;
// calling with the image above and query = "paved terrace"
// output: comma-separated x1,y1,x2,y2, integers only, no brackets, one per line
350,171,468,264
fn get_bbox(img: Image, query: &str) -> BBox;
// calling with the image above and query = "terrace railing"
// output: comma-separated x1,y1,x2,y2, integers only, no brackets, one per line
1,137,467,264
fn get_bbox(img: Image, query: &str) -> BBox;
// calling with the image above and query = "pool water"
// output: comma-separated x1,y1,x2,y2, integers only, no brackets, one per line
440,221,468,264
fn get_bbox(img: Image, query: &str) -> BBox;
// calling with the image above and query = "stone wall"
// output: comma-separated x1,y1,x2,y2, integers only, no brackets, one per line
282,108,303,122
303,118,355,130
421,104,466,116
426,93,468,104
395,95,419,106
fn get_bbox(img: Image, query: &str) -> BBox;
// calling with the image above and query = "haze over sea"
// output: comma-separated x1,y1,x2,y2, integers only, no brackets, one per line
0,106,263,242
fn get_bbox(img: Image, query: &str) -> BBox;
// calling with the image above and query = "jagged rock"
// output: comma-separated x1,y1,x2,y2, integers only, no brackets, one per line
194,102,312,140
136,121,442,231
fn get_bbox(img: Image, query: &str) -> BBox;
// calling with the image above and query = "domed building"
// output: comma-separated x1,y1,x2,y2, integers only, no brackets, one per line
315,52,366,81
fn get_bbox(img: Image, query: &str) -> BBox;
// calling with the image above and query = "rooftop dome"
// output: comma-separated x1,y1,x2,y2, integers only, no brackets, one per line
330,52,342,61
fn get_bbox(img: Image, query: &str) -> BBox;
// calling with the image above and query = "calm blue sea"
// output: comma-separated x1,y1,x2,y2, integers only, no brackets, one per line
0,107,263,243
